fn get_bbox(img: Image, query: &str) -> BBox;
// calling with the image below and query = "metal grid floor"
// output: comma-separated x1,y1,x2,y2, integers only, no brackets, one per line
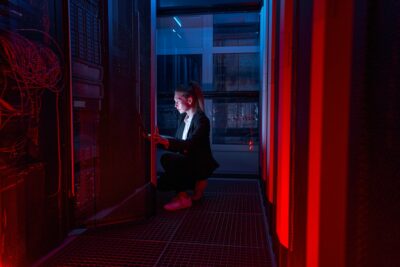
39,179,275,267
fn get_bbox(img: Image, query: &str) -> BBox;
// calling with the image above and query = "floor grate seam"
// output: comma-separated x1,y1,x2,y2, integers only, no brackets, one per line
168,240,268,249
152,209,190,267
80,236,170,243
188,211,263,216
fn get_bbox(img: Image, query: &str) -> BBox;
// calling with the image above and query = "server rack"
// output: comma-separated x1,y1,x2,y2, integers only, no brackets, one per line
69,0,155,227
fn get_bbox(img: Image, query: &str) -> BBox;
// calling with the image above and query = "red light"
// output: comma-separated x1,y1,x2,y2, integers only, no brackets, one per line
248,139,254,151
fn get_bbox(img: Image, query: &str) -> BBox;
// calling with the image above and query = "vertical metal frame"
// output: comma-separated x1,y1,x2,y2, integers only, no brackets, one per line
259,0,267,182
65,0,75,198
150,0,157,186
265,0,277,204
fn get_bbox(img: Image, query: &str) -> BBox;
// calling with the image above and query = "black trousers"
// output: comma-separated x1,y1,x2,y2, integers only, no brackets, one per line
158,152,197,193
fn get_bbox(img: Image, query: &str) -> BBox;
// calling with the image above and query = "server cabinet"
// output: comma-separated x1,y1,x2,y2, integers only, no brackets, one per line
0,0,71,265
0,164,45,266
69,0,154,227
69,0,103,226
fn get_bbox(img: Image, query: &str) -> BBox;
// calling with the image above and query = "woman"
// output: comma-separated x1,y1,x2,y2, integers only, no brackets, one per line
151,81,219,211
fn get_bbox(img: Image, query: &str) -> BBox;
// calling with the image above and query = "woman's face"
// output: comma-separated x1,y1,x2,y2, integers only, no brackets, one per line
174,92,192,114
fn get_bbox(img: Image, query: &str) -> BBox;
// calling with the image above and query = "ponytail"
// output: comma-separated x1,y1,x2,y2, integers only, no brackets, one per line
175,81,205,112
188,81,205,112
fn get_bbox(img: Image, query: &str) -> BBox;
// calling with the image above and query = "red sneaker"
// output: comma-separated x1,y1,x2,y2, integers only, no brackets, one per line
164,195,192,211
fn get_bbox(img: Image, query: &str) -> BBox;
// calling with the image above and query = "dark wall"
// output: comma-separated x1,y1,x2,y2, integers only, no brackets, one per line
347,0,400,266
289,0,313,266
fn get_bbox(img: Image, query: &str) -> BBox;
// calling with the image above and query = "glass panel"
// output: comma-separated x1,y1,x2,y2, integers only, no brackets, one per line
157,54,202,93
213,13,260,47
157,98,180,137
157,15,204,50
213,53,260,91
211,99,259,145
156,12,260,149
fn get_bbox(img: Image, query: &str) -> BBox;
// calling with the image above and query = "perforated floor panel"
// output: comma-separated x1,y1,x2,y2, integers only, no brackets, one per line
44,237,166,266
190,193,262,214
157,242,272,267
173,212,268,247
39,179,275,267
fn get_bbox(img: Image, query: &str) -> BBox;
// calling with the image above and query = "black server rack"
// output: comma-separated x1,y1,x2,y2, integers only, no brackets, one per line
70,0,153,227
69,0,103,226
0,0,71,265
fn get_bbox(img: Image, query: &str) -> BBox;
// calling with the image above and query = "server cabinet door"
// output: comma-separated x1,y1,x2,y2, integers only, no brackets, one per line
69,0,154,227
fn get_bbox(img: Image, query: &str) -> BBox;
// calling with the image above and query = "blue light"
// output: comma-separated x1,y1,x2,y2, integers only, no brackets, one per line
173,16,182,27
172,29,176,32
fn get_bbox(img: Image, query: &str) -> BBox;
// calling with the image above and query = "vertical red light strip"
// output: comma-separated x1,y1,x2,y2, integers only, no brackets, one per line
276,0,293,249
267,0,277,203
307,1,353,266
306,0,326,266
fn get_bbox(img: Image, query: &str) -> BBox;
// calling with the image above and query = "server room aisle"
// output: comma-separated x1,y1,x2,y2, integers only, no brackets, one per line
39,179,275,266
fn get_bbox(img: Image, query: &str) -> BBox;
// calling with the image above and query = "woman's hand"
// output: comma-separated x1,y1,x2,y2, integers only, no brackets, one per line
146,127,170,149
151,133,169,148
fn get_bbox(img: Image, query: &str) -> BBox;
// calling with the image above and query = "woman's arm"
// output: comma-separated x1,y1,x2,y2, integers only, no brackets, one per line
167,115,210,154
146,127,170,149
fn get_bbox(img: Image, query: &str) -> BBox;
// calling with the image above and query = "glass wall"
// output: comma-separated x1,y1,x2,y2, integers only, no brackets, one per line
212,98,259,145
213,13,260,47
157,12,260,174
158,54,202,93
213,53,260,91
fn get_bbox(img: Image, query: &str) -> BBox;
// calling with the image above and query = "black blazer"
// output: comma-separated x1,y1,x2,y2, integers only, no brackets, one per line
167,111,219,179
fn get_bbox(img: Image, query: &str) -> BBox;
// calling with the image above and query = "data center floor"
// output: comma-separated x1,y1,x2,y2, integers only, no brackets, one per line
39,178,275,267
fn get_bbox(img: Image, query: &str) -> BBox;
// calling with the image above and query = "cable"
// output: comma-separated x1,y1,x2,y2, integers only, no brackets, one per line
0,29,64,197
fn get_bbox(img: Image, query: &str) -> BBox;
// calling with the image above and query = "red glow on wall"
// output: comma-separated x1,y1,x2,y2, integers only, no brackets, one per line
276,0,293,249
307,1,353,266
307,0,326,266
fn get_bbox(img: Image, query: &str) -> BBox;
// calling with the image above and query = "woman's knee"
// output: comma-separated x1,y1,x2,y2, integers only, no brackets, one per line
160,153,173,169
161,153,188,170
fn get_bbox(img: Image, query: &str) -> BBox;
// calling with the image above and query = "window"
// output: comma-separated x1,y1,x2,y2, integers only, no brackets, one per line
157,54,202,93
213,53,260,91
212,99,259,145
213,13,260,47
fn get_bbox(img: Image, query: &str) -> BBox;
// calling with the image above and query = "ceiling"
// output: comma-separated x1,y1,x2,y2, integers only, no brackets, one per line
158,0,263,15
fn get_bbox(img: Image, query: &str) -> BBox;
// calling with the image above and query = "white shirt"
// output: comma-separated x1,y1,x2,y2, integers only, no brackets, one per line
181,115,193,140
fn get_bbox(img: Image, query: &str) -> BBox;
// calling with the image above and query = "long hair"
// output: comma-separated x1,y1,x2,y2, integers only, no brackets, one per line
175,81,205,112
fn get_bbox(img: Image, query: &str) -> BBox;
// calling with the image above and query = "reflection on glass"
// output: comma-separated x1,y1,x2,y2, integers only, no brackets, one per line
158,54,202,93
212,100,259,145
157,98,179,137
213,13,260,47
157,15,204,50
214,53,260,91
